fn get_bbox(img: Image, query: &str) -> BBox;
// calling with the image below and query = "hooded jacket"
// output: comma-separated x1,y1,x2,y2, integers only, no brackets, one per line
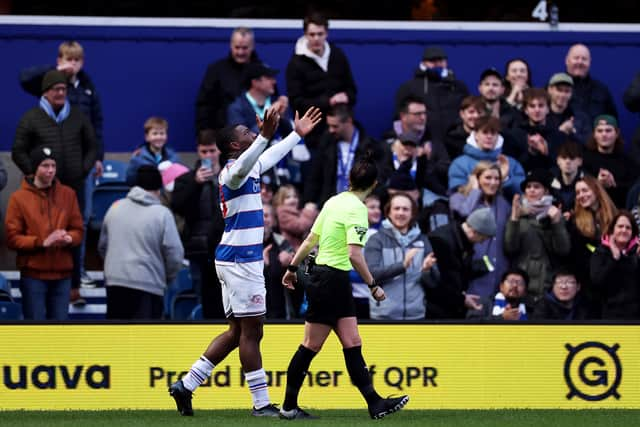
286,37,357,122
365,220,439,320
5,178,83,279
448,132,525,200
99,186,184,297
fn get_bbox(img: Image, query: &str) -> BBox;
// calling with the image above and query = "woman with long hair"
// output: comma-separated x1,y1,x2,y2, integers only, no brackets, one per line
280,154,409,420
566,175,617,317
449,161,510,298
590,210,640,319
503,58,532,110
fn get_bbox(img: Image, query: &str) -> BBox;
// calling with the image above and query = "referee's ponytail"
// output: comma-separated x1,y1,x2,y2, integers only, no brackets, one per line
349,149,378,191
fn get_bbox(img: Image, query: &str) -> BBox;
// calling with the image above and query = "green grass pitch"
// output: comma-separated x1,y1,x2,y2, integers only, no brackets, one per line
3,410,640,427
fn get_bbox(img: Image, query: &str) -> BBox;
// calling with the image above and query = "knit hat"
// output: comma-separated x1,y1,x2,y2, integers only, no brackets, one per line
30,146,56,170
466,207,497,237
136,165,163,191
41,70,67,93
548,72,573,87
593,114,618,128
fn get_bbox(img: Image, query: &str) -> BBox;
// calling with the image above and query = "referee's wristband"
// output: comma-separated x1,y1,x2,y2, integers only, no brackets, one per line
368,279,377,290
287,265,299,273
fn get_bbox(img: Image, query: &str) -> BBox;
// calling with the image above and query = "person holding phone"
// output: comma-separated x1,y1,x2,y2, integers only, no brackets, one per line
466,268,529,320
170,132,225,319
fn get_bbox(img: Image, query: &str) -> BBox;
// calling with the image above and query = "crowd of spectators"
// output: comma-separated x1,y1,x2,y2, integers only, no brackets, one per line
6,12,640,322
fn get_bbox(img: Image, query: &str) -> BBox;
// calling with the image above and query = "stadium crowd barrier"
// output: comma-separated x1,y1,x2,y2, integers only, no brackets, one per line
1,323,637,409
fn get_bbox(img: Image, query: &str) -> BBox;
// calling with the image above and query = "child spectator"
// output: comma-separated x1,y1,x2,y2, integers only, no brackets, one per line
126,117,180,185
5,147,83,320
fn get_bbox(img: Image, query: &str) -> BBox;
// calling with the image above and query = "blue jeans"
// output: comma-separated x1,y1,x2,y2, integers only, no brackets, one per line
20,277,71,320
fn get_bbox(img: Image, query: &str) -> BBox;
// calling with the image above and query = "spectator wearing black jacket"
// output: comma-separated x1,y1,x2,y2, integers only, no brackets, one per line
285,12,357,151
532,269,591,320
590,211,640,320
195,27,264,134
564,44,618,122
170,134,225,318
382,97,450,199
19,41,104,172
443,95,486,160
582,115,637,208
395,45,469,145
502,88,567,172
427,207,496,319
622,71,640,168
302,104,392,209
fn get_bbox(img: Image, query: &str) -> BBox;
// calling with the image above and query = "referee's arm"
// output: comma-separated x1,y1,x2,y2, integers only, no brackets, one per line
348,244,374,288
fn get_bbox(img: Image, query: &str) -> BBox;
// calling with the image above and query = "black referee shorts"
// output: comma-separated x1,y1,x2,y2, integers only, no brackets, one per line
305,264,356,327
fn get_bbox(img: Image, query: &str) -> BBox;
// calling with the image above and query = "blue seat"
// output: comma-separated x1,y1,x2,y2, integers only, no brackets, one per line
0,272,10,301
88,186,130,231
0,301,22,320
171,291,199,320
95,160,129,186
164,267,192,318
189,304,203,320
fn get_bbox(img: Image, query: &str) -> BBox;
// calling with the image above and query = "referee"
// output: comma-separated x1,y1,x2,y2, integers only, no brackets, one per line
280,154,409,420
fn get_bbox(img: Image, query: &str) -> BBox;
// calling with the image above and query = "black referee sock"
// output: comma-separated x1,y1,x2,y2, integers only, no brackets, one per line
283,345,317,411
343,346,382,406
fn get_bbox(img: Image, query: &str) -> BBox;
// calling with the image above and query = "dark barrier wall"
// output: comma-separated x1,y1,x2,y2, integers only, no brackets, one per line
1,18,640,152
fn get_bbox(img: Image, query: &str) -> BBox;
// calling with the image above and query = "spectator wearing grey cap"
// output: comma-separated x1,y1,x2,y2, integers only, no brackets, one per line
546,72,592,144
426,206,497,319
395,45,469,146
505,168,571,304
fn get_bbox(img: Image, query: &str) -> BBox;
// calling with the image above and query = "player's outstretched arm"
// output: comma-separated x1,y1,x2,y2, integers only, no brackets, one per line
294,107,322,138
257,106,323,174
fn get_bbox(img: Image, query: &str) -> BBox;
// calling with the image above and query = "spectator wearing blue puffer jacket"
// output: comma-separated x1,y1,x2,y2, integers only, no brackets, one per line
364,193,439,320
448,115,525,201
126,117,181,185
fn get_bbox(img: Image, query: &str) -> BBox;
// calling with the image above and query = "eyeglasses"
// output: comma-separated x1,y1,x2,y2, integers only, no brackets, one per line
407,111,427,117
555,280,578,287
505,278,525,286
50,86,67,93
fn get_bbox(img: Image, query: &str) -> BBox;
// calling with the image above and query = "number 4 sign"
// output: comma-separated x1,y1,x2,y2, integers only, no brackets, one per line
531,0,548,21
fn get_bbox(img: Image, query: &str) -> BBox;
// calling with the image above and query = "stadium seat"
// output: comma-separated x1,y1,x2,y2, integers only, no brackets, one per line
164,267,193,318
0,301,22,320
88,185,130,231
87,160,131,231
95,160,129,186
189,304,203,320
171,291,199,320
0,272,10,301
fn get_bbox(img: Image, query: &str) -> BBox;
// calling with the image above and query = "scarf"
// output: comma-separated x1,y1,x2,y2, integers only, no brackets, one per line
492,292,528,320
39,96,70,124
521,195,554,221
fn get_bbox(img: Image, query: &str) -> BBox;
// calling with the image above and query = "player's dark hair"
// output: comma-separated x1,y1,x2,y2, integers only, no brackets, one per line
349,150,378,191
216,124,240,158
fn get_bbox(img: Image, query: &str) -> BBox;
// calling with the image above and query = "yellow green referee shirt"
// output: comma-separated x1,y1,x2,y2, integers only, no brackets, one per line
311,191,369,271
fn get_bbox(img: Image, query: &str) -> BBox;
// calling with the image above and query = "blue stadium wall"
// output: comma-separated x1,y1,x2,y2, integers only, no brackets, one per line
1,18,640,153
